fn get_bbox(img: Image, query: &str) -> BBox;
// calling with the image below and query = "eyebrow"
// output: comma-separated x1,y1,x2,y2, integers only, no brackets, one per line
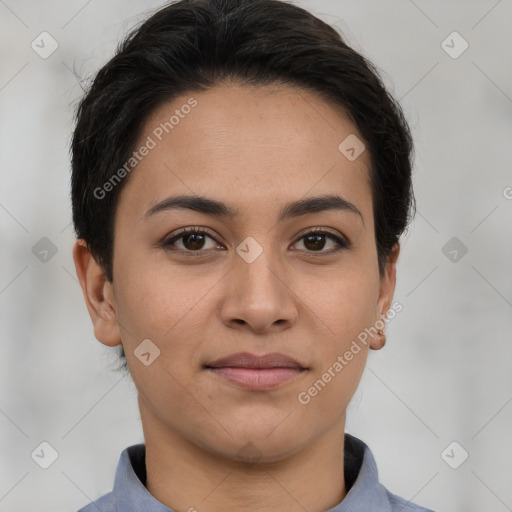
144,193,364,225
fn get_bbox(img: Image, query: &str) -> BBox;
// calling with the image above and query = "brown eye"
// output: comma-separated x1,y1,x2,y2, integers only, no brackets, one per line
162,227,221,254
161,227,349,256
303,233,328,251
293,230,349,253
180,232,207,250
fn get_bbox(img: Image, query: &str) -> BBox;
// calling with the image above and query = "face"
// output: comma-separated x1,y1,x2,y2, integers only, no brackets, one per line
75,83,398,463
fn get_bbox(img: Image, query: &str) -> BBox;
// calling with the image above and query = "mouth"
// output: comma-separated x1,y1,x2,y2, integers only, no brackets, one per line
204,352,308,391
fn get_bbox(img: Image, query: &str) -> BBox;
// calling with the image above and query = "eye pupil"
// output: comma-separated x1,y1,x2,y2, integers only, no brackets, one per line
183,233,205,250
304,234,326,251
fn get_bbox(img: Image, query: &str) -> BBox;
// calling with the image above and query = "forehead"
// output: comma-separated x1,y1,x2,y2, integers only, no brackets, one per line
118,83,372,219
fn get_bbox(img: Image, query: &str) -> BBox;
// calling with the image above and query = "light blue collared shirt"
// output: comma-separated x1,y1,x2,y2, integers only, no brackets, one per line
76,434,435,511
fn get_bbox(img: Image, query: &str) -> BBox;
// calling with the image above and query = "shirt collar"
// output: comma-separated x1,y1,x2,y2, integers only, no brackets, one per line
112,433,391,511
327,434,392,511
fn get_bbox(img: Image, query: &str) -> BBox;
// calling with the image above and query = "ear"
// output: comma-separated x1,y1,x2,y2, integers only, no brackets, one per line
72,239,122,347
370,244,400,350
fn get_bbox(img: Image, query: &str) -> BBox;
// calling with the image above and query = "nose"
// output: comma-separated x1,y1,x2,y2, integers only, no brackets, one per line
219,246,299,334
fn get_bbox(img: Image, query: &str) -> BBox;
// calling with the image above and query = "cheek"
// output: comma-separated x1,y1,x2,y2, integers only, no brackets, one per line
294,255,380,338
294,279,373,425
112,256,221,396
114,252,209,339
114,267,206,417
297,350,367,411
292,256,378,401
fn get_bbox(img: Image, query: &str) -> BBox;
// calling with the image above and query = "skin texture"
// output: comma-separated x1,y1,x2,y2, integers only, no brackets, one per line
73,83,399,512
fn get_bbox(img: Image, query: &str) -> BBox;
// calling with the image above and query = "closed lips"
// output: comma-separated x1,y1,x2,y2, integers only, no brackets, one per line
205,352,307,370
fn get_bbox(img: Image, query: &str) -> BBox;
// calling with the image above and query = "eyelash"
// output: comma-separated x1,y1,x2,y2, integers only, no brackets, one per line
161,226,349,256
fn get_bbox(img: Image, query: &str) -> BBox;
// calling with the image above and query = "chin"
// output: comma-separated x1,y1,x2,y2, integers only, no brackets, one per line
199,425,308,464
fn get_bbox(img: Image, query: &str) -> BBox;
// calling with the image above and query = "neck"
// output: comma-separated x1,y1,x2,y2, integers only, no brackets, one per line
139,397,347,512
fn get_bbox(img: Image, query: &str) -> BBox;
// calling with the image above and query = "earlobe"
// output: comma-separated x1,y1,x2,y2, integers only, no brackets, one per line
72,239,122,347
370,244,400,351
370,327,386,351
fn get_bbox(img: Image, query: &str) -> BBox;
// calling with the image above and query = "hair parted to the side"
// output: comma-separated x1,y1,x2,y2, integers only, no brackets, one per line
71,0,415,372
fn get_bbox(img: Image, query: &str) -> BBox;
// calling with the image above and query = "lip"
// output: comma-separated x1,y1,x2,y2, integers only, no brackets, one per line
206,352,306,370
204,352,308,391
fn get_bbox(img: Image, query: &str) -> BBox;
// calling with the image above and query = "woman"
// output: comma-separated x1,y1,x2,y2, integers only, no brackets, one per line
71,0,434,510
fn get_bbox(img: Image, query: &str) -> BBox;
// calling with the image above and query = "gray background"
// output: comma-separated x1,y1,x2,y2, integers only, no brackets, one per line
0,1,511,511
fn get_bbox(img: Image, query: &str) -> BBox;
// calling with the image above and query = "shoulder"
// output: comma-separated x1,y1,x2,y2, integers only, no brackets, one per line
386,488,436,512
74,443,146,511
344,433,436,512
76,491,115,511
